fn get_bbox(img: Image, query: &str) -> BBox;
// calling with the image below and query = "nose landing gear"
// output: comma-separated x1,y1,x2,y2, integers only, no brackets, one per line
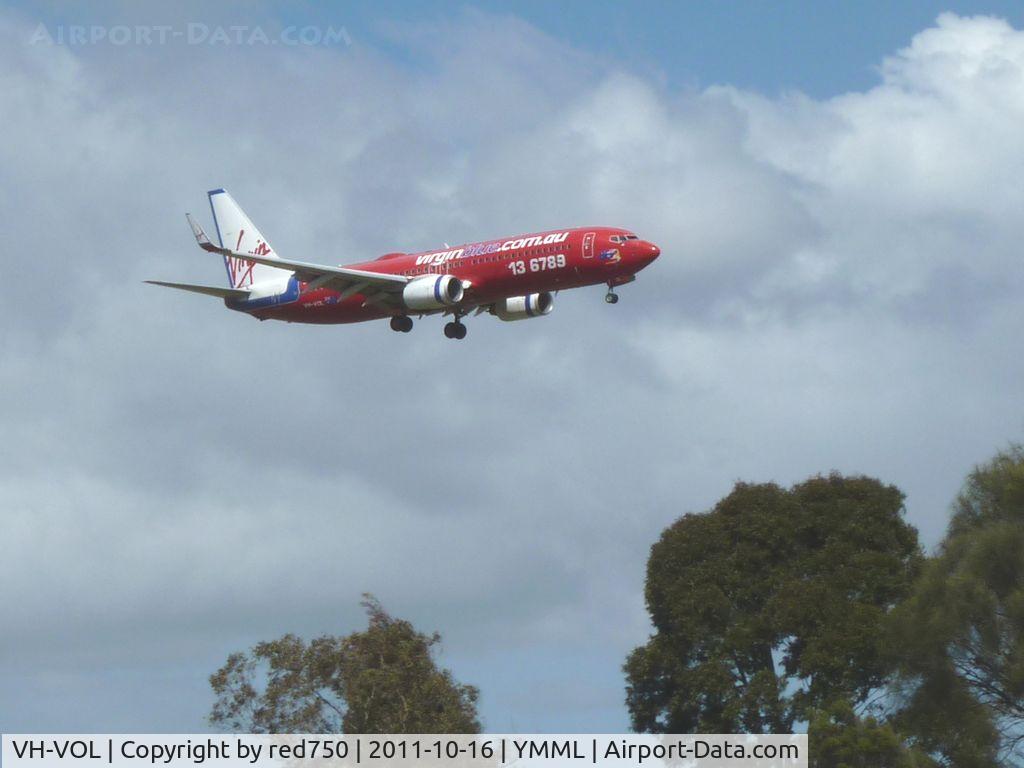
606,275,634,304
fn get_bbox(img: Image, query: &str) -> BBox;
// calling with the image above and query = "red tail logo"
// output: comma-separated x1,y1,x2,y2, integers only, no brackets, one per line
226,228,272,287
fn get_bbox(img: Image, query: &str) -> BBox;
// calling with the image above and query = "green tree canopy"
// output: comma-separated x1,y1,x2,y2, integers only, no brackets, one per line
625,473,923,733
209,595,480,733
889,446,1024,766
808,701,937,768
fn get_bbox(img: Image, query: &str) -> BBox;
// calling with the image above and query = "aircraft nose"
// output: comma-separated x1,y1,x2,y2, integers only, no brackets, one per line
637,241,660,266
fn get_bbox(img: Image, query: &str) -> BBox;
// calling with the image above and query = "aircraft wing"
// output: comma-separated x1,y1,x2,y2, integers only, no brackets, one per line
186,213,409,296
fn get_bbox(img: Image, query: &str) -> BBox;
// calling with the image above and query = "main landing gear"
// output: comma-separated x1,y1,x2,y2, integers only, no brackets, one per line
390,315,413,333
391,312,467,339
444,319,467,340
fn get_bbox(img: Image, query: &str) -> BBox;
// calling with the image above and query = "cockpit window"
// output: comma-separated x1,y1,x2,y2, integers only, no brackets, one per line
625,234,639,240
610,235,623,243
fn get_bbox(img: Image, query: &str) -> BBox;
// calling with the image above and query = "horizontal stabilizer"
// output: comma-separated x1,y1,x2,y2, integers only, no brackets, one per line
145,280,250,299
185,212,409,294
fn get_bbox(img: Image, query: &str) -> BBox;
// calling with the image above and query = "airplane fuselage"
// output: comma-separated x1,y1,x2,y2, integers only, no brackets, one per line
228,226,660,323
150,190,661,339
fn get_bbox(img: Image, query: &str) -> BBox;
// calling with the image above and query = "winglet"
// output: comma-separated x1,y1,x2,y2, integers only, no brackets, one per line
186,213,224,254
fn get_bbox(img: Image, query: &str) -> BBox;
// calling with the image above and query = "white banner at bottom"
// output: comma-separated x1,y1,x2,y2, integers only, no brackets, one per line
1,735,806,768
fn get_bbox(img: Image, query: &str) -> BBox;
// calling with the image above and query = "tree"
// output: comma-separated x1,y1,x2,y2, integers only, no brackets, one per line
624,474,923,733
808,702,937,768
209,595,480,733
889,446,1024,766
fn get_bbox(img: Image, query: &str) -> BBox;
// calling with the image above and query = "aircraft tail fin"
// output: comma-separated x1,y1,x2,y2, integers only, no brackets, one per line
207,189,291,289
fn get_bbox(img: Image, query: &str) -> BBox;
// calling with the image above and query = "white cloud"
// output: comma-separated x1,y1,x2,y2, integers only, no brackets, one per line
2,8,1024,733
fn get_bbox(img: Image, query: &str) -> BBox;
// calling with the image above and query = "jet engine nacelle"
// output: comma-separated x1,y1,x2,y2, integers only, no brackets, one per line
403,274,464,310
493,292,554,321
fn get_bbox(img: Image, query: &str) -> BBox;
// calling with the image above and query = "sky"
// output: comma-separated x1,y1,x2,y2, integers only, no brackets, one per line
2,0,1024,734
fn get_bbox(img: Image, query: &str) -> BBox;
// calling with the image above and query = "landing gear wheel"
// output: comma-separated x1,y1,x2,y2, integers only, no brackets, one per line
390,316,413,332
444,321,467,340
605,291,619,304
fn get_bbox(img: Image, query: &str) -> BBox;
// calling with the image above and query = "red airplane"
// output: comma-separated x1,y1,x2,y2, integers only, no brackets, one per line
147,189,660,339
